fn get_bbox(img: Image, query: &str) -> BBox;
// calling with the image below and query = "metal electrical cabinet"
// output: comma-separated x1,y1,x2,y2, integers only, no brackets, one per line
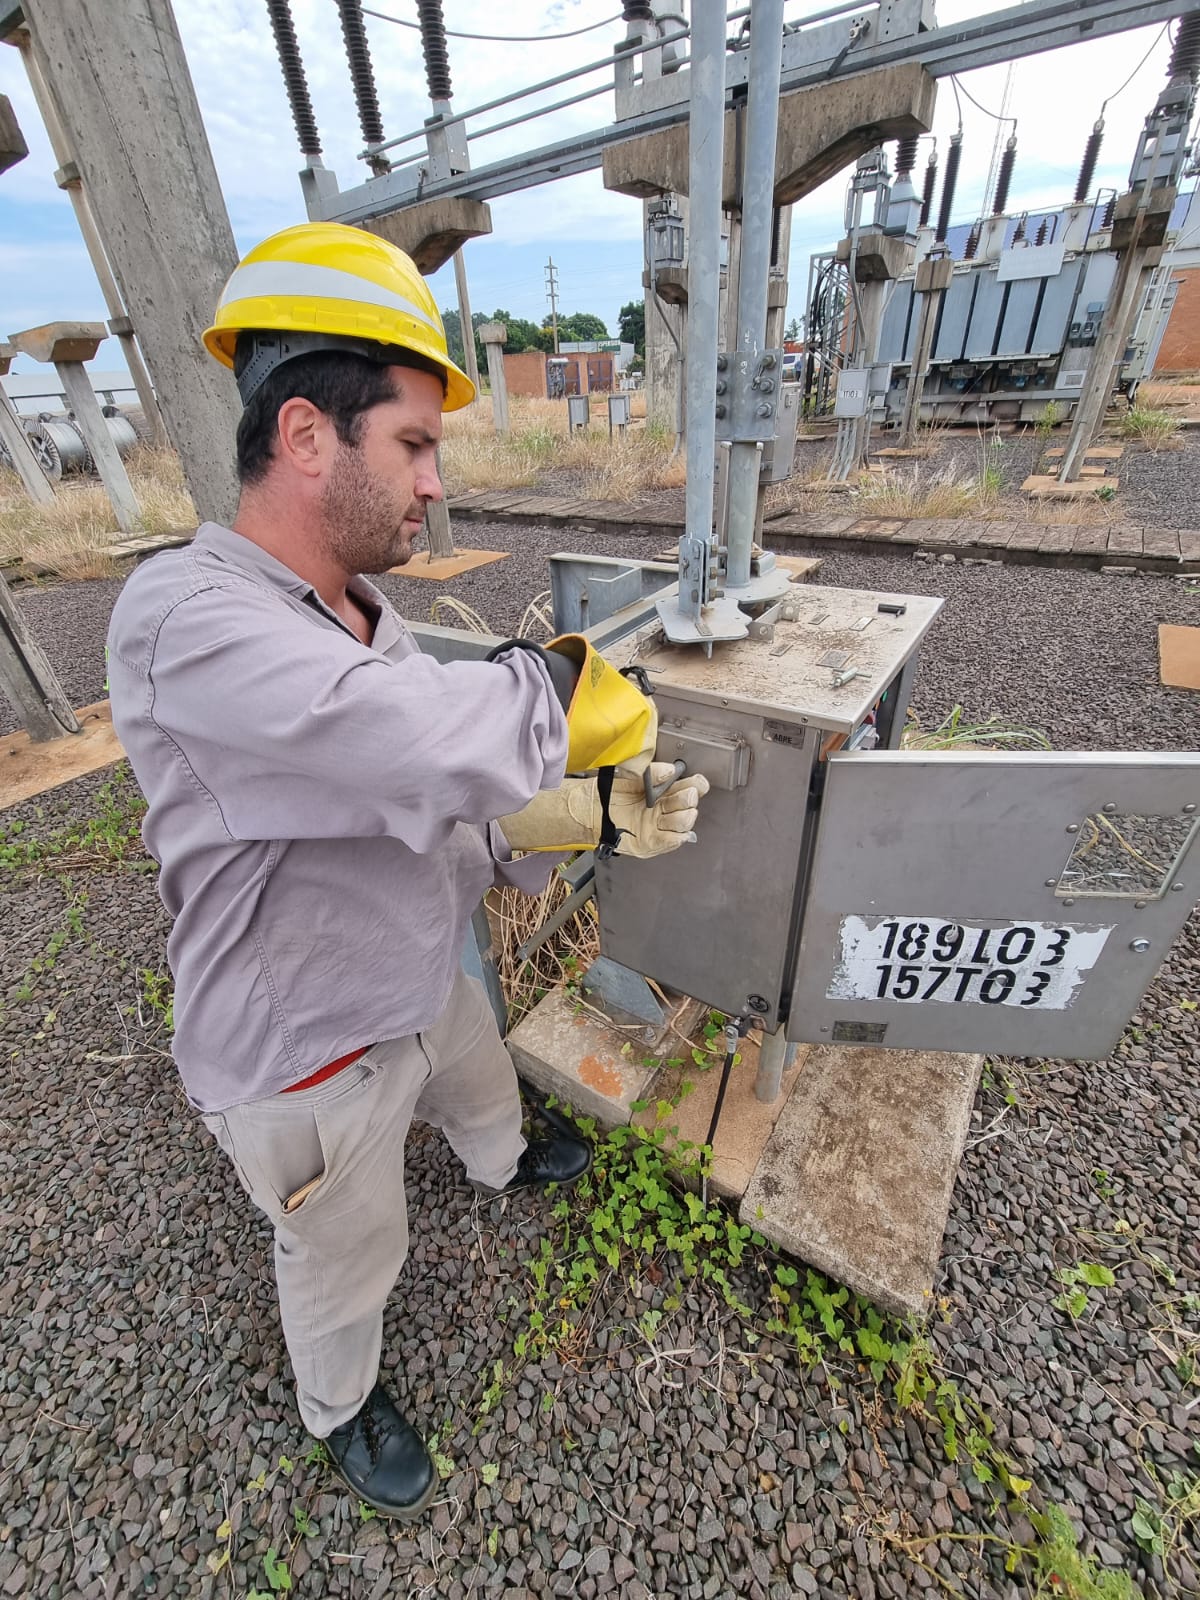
595,583,941,1034
590,583,1200,1059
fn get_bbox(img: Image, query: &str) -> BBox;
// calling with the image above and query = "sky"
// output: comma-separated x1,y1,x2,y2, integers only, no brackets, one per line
0,0,1183,376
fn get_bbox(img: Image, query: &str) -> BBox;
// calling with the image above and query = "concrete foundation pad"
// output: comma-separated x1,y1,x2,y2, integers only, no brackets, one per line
507,987,692,1129
740,1044,983,1318
1,700,124,811
1022,475,1119,498
635,1035,811,1202
390,549,510,581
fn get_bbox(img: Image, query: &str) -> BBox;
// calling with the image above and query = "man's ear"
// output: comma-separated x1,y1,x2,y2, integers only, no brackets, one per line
275,396,335,479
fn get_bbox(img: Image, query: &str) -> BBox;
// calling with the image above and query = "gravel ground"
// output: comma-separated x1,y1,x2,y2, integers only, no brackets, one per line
2,530,1199,1599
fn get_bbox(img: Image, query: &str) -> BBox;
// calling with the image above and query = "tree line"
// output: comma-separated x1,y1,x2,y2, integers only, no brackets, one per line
442,301,646,372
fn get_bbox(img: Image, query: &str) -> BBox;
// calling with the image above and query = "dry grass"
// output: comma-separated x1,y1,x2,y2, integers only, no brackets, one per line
853,460,1003,520
440,391,681,501
1026,497,1116,526
0,443,196,580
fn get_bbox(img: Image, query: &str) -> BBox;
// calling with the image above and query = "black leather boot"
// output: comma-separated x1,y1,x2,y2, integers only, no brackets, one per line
324,1383,437,1520
474,1134,593,1197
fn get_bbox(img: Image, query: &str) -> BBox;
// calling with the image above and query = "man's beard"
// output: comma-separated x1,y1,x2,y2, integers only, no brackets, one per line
319,443,425,574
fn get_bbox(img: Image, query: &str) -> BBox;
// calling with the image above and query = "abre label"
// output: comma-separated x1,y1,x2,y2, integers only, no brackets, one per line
827,916,1114,1009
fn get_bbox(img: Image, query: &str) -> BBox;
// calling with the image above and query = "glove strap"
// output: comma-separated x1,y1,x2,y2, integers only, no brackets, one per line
595,765,624,859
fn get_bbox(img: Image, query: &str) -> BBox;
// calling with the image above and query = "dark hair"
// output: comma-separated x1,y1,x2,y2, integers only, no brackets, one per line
234,343,447,485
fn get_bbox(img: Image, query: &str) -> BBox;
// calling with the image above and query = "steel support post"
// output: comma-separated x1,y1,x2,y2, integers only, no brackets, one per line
680,0,726,610
898,290,938,446
55,361,142,535
0,568,80,742
755,1025,794,1104
725,0,785,591
0,387,55,507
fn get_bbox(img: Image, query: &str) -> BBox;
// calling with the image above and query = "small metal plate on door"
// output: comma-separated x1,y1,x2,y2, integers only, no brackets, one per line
658,726,750,790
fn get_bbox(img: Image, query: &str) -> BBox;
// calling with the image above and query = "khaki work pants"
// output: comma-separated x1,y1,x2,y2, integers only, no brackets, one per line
201,971,525,1436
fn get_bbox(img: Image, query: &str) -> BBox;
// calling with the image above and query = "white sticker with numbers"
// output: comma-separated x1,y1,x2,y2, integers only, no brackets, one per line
827,917,1114,1009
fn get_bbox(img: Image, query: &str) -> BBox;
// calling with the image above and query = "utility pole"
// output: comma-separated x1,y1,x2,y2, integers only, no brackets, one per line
4,24,168,445
18,0,243,524
545,258,560,354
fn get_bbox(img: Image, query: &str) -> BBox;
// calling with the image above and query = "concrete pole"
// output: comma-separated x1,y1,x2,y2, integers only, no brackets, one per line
10,27,168,446
764,204,794,352
1058,235,1153,482
898,252,952,447
56,361,142,535
0,345,55,506
424,449,455,559
451,248,480,393
21,0,244,524
10,324,142,534
0,568,81,742
479,323,510,435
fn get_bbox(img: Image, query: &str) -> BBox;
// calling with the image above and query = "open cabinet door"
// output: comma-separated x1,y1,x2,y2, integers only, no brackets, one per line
788,750,1200,1058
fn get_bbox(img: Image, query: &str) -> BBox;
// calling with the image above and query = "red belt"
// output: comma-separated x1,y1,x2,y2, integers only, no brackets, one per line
282,1045,371,1094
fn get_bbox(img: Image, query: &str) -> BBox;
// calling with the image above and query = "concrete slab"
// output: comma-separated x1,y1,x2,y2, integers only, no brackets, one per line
634,1034,811,1202
1069,525,1111,555
1105,525,1145,557
1022,474,1120,498
1141,527,1181,561
1045,445,1123,460
740,1044,983,1318
1,700,124,811
506,987,668,1129
1159,624,1200,690
389,548,510,581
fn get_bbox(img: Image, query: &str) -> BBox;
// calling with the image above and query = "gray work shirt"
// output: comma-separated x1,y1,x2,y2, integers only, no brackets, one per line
106,522,568,1113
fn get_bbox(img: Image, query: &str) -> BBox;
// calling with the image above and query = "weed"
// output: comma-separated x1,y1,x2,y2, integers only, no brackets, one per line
903,705,1051,752
1013,1503,1137,1598
0,762,148,874
1131,1465,1200,1570
1118,407,1182,452
138,967,174,1033
1053,1261,1117,1319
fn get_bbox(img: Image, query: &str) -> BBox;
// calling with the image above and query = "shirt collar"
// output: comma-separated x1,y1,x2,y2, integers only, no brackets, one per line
193,522,405,652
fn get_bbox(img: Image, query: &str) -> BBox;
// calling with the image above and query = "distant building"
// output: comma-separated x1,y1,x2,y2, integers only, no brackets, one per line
502,342,636,400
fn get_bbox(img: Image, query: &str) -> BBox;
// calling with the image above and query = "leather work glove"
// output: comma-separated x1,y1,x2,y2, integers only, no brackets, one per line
499,765,710,859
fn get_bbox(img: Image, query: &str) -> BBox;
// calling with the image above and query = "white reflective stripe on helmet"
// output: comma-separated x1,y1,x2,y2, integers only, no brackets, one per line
217,259,443,336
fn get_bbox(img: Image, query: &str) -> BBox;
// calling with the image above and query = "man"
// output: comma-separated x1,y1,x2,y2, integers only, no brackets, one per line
106,222,708,1522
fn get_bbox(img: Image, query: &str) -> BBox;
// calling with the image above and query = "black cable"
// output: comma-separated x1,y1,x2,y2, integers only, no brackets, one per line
361,6,624,43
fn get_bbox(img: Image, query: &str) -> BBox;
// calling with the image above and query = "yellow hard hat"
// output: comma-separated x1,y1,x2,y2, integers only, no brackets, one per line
203,221,476,410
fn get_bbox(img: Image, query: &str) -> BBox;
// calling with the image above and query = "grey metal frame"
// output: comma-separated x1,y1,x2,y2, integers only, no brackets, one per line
307,0,1186,226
